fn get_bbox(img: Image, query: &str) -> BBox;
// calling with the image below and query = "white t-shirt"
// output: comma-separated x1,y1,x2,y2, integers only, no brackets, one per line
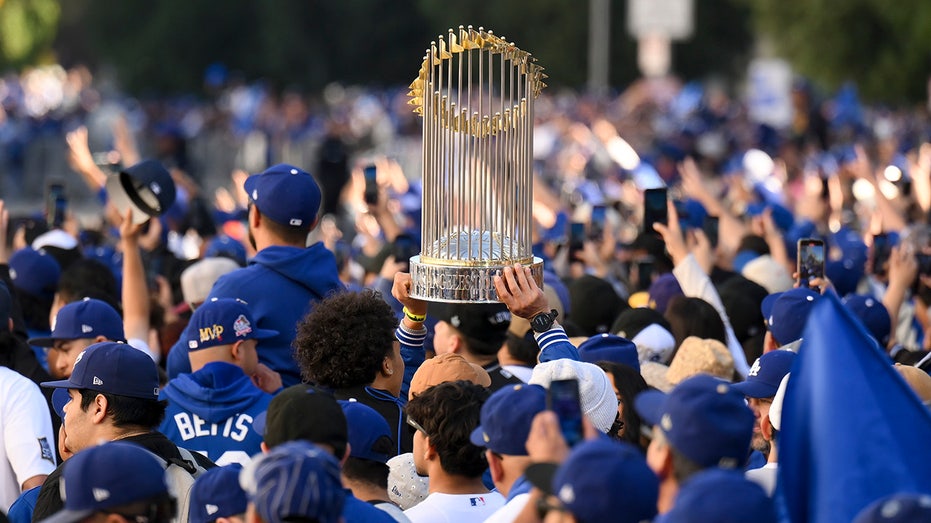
482,492,530,522
404,492,505,523
0,368,57,512
745,462,778,497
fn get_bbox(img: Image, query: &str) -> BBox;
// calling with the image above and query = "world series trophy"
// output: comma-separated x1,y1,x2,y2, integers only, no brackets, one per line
408,26,547,302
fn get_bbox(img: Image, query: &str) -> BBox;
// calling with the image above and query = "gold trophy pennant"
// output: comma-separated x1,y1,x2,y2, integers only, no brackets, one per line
406,26,546,302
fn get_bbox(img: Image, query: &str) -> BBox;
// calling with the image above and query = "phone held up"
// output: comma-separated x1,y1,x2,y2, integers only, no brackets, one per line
797,238,825,289
363,164,379,205
643,188,668,234
548,378,584,448
46,181,67,229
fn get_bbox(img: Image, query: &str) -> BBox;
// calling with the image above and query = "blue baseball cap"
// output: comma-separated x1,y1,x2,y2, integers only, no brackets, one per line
843,294,891,346
648,273,683,314
107,160,178,224
578,333,640,373
731,350,797,399
189,464,247,523
184,298,277,351
339,399,393,464
51,388,69,419
761,288,821,345
853,493,931,523
746,202,794,232
469,384,546,456
662,468,776,523
635,374,754,469
241,441,345,523
40,441,169,523
204,234,247,266
41,342,160,400
9,247,60,300
30,298,126,347
525,439,658,523
244,164,322,228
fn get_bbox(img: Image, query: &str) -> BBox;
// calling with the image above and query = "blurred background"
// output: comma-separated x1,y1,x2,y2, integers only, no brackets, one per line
1,0,930,215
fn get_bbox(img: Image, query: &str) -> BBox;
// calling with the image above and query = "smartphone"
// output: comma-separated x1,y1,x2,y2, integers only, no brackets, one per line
703,215,719,249
363,164,379,205
589,205,606,241
643,188,668,234
636,257,655,292
569,222,585,262
46,182,67,229
871,233,891,275
548,379,584,448
797,238,825,288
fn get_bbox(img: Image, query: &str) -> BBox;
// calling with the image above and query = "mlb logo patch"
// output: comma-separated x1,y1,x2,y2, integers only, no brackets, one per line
470,497,485,507
38,437,53,462
233,314,253,337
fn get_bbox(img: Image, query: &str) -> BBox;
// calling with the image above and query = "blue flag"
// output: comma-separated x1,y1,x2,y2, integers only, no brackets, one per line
779,294,931,523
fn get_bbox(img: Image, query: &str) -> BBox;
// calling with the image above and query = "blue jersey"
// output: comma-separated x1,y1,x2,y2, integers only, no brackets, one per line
166,243,343,386
159,362,272,465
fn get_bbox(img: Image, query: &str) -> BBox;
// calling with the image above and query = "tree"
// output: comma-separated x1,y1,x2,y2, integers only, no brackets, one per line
0,0,60,69
749,0,931,103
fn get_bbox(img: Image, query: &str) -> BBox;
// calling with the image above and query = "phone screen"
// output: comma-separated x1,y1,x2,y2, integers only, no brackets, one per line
46,183,67,229
797,239,825,288
393,234,419,266
590,205,606,240
703,215,719,249
569,222,585,261
363,165,378,205
871,233,890,275
643,188,668,234
548,379,583,447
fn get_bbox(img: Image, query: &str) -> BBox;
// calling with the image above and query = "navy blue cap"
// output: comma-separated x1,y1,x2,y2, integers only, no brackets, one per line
761,288,821,345
470,384,546,456
339,399,393,464
41,342,160,400
189,464,247,523
731,350,797,399
30,298,126,347
853,493,931,523
107,160,177,224
662,468,776,523
525,439,658,523
51,388,69,419
39,441,168,523
578,333,640,372
635,374,754,469
843,294,891,346
241,441,345,523
9,247,60,300
244,164,321,228
184,298,277,351
204,234,247,266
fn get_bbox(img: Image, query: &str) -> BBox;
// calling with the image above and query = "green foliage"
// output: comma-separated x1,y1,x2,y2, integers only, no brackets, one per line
749,0,931,103
0,0,60,69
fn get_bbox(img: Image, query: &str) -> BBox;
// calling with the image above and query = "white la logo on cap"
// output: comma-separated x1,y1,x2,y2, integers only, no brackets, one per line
747,358,762,377
74,351,85,364
93,376,103,386
206,504,219,516
93,488,110,502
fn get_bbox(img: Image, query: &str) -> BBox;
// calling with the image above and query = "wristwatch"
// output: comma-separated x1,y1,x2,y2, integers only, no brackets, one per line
530,309,559,333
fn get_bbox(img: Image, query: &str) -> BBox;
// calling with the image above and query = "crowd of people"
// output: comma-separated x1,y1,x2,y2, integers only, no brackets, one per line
0,59,930,523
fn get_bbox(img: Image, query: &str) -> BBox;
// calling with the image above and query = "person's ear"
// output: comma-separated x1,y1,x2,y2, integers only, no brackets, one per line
761,413,774,442
95,335,108,343
658,445,674,480
260,441,269,454
249,205,261,229
91,393,109,424
424,436,438,462
381,355,394,377
231,340,244,362
340,443,351,467
486,450,505,483
763,331,777,353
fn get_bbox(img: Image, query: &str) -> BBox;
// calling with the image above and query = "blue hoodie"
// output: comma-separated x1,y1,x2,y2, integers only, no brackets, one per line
167,243,343,386
159,362,272,466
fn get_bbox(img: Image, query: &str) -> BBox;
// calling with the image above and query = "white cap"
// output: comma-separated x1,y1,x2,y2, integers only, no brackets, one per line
742,255,794,294
631,323,676,364
386,453,429,510
529,359,619,433
180,258,240,306
769,373,790,431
